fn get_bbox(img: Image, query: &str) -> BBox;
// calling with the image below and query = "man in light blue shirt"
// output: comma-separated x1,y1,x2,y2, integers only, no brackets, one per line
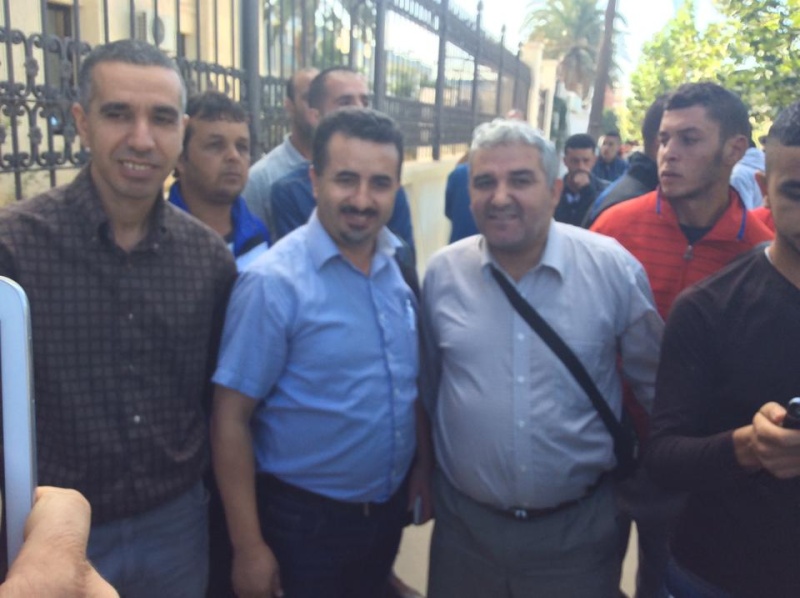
211,108,431,598
422,119,662,598
269,67,416,262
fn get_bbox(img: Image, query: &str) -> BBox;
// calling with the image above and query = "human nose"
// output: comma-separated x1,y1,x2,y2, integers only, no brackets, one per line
490,179,512,206
128,117,156,153
660,138,677,162
351,181,372,209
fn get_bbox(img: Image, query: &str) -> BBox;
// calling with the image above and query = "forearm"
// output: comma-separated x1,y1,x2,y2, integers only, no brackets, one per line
646,428,747,491
211,406,265,552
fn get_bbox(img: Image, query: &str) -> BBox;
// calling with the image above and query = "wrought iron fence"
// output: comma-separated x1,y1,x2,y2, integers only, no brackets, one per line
0,0,530,201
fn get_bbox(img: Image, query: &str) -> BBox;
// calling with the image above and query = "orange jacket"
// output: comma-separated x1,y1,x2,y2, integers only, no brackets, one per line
591,189,774,320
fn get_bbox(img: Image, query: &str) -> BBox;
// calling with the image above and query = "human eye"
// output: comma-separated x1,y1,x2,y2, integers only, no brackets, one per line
371,176,393,190
510,173,534,188
335,172,358,187
100,104,131,121
472,175,496,190
153,109,179,126
681,134,699,146
237,141,250,156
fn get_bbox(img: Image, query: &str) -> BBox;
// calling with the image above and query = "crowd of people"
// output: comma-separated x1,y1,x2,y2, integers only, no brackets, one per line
1,37,799,598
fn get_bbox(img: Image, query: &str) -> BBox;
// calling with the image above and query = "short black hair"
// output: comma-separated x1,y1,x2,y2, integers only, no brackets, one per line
665,82,751,140
767,102,800,147
182,90,248,153
642,94,668,146
603,130,621,140
307,66,360,110
564,133,596,152
78,39,185,110
312,108,403,177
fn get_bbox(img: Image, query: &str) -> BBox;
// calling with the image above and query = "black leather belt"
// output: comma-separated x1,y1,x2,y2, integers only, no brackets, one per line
492,473,607,521
256,473,401,518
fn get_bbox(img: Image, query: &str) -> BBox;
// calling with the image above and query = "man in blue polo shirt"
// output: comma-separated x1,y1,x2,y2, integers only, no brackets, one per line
170,90,269,271
211,108,431,598
270,66,416,262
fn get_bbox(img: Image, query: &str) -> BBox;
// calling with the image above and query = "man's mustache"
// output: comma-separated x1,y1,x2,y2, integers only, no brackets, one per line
340,206,379,218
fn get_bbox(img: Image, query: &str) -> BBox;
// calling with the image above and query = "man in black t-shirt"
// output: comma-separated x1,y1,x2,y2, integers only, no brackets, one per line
647,101,800,598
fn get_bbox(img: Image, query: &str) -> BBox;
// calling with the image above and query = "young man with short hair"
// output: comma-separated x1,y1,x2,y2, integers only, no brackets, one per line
554,133,609,227
170,90,269,271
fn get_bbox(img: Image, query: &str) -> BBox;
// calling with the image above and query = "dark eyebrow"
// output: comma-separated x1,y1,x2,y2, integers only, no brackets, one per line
370,174,393,184
153,105,181,120
98,102,130,114
778,180,800,194
509,169,536,177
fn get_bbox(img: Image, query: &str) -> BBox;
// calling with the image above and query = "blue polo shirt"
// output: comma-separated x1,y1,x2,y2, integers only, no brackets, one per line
270,164,416,262
213,212,419,503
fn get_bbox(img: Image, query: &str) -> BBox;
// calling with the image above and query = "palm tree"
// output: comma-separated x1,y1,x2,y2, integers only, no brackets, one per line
524,0,623,103
524,0,604,99
588,0,616,139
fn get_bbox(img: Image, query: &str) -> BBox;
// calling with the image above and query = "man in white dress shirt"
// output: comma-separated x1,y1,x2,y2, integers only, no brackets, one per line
421,118,663,598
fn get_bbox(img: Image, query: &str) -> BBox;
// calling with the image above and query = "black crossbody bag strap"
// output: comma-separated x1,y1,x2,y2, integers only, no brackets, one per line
490,265,635,475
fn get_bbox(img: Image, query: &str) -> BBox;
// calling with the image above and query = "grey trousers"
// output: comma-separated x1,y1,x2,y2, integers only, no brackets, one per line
427,471,622,598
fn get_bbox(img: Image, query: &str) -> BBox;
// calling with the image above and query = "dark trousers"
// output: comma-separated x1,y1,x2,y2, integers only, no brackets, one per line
666,560,732,598
256,475,407,598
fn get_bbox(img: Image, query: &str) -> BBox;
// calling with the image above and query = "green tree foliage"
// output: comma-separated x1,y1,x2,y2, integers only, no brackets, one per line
628,0,800,134
627,0,730,134
715,0,800,124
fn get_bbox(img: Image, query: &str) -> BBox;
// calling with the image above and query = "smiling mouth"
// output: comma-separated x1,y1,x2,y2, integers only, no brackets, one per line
121,160,154,172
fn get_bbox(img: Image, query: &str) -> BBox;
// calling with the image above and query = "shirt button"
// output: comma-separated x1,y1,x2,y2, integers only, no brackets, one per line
517,333,525,341
517,376,525,384
518,420,525,428
132,415,141,424
127,313,134,321
519,464,527,472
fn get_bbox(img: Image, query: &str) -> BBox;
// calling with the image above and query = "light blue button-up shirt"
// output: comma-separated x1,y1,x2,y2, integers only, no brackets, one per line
214,211,419,503
422,222,662,510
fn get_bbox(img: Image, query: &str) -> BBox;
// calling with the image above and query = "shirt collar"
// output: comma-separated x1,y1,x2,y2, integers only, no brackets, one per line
285,134,308,164
66,164,170,251
655,186,748,242
306,209,399,272
478,220,565,280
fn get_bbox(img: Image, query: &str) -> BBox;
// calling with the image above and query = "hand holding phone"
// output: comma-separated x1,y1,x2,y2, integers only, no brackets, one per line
0,277,37,565
782,397,800,430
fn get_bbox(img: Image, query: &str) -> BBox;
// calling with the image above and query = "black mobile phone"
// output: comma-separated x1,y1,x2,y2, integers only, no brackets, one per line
0,276,37,567
783,397,800,430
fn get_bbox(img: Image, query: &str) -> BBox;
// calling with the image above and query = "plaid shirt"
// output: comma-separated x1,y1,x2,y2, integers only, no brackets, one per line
0,167,237,523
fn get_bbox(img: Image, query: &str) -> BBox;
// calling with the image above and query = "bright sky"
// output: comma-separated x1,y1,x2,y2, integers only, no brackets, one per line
452,0,720,81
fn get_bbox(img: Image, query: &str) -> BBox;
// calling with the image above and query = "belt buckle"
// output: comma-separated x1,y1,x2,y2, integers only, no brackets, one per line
512,508,529,520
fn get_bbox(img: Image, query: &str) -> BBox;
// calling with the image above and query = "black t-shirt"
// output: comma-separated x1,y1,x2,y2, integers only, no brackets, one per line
648,248,800,597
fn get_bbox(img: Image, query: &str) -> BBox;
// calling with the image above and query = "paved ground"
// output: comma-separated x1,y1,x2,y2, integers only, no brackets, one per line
393,522,639,596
